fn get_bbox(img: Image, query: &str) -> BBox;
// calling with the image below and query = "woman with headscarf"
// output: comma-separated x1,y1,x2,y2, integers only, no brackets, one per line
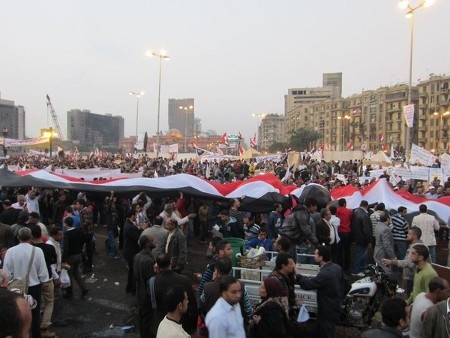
249,277,290,338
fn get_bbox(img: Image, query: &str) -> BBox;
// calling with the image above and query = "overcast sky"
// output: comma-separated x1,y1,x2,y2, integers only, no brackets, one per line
1,0,449,143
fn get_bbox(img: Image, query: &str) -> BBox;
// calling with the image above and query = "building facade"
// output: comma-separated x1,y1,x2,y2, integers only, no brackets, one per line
168,98,195,137
259,114,285,150
67,109,124,152
0,98,26,140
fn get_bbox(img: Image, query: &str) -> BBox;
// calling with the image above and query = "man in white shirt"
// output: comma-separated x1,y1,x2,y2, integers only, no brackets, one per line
205,275,246,338
25,189,41,215
156,286,190,338
409,276,449,338
4,227,49,338
12,194,26,210
411,204,441,263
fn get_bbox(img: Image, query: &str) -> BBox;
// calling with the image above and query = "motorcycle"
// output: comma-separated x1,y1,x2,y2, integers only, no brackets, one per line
341,259,404,328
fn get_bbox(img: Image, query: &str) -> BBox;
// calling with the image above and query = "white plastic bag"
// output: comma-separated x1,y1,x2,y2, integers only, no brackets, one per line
296,304,310,323
60,269,71,288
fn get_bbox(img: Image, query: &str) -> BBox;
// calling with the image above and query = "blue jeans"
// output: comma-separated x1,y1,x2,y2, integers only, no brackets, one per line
428,245,436,264
106,230,118,257
352,244,368,274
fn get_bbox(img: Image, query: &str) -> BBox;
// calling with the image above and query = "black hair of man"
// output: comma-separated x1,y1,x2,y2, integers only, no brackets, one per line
215,239,230,254
380,297,407,328
273,203,281,210
219,275,239,294
338,198,346,207
376,203,386,211
379,212,389,223
409,227,422,239
258,227,267,234
413,244,429,260
154,215,163,226
329,205,337,215
316,245,331,262
397,206,407,213
17,227,32,242
276,237,291,252
210,237,222,249
29,212,40,220
64,216,73,227
0,289,22,338
275,252,292,270
164,285,186,312
138,234,150,248
304,197,317,208
214,258,232,276
320,208,329,219
49,226,62,237
126,209,136,218
18,211,29,225
29,224,42,239
428,276,448,293
360,200,369,207
156,253,171,269
419,204,427,213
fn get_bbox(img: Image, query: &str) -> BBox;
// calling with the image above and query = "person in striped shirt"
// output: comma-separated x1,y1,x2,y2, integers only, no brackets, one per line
391,206,409,260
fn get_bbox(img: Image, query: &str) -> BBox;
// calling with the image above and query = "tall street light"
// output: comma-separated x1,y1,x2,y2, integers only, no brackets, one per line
129,91,145,138
146,49,170,157
179,105,194,153
252,113,266,149
399,0,435,162
338,114,351,151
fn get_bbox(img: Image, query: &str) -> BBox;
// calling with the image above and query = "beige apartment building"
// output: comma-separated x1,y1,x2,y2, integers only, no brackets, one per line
259,114,286,150
277,74,450,155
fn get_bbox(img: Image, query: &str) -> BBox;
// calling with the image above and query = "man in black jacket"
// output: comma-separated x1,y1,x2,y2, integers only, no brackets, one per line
296,245,346,338
133,234,155,338
149,253,198,337
351,200,372,277
123,210,141,294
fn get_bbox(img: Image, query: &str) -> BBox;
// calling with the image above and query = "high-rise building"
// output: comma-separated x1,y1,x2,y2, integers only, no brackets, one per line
168,98,195,137
259,114,286,150
67,109,124,152
0,97,25,140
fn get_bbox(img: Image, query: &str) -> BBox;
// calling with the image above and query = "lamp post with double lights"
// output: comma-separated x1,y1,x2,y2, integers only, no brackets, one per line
251,113,266,149
399,0,436,162
146,50,170,157
338,114,351,151
129,91,145,138
2,128,8,157
179,105,194,152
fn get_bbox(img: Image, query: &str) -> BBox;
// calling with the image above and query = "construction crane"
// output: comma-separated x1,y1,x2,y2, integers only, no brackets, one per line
46,94,64,141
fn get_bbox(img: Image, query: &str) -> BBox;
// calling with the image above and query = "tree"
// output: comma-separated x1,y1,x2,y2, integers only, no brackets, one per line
288,128,321,151
267,142,288,153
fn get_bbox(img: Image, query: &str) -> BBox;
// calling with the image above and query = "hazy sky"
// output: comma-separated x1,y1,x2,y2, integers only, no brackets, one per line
1,0,449,143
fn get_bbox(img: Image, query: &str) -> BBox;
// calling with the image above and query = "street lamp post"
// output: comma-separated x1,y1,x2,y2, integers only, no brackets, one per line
179,105,194,153
129,91,145,138
338,114,350,151
146,50,170,157
251,113,266,149
399,0,435,162
2,128,8,157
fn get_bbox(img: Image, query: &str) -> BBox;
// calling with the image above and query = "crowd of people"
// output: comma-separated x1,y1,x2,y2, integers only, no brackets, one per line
0,153,449,338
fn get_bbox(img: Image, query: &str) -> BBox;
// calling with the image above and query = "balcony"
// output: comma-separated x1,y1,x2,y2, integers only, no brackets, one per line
419,103,427,109
442,125,448,131
419,115,427,120
419,92,427,98
419,126,427,132
441,88,449,93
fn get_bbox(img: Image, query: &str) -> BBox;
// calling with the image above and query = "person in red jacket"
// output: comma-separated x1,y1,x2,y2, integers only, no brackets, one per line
336,198,353,272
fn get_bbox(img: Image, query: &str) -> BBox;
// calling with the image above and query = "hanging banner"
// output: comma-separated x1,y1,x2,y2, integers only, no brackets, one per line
410,144,437,166
0,136,49,148
403,104,415,128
